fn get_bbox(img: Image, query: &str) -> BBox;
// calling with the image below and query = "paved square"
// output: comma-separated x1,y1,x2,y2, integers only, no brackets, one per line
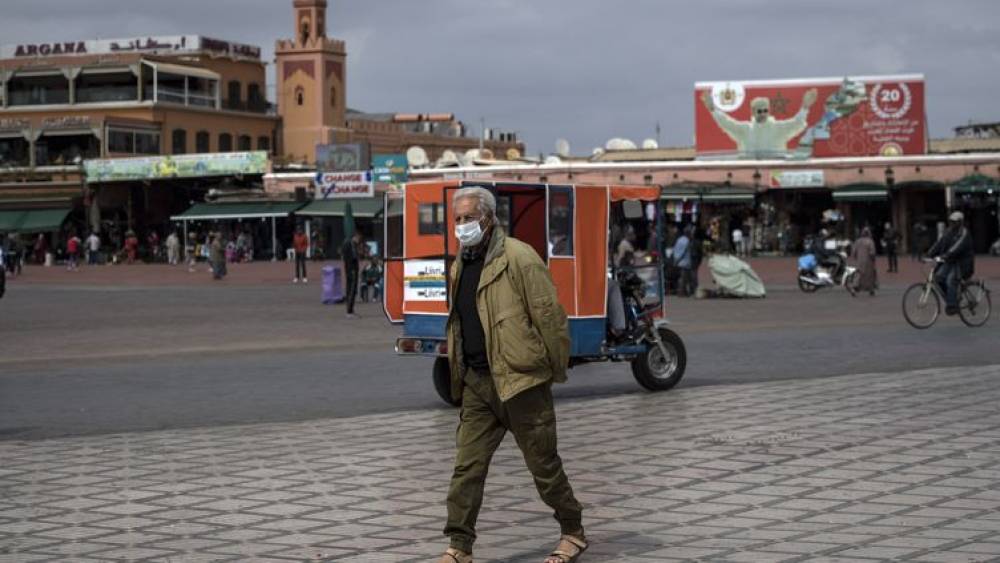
2,364,1000,562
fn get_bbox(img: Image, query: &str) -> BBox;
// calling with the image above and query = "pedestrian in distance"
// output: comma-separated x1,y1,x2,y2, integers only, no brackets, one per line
732,225,744,257
340,231,363,318
166,231,180,265
86,231,101,266
882,222,900,273
292,226,309,283
672,226,694,297
439,186,586,563
689,226,704,295
851,227,878,295
0,244,5,299
124,231,139,264
361,256,382,302
210,232,227,280
33,233,47,265
66,233,81,271
911,221,928,261
5,233,22,277
186,232,197,272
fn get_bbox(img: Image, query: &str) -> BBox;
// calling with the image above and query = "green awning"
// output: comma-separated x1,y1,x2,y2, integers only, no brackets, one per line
171,201,305,221
952,174,998,194
19,208,71,232
0,208,71,233
0,210,23,231
295,198,383,218
832,184,888,202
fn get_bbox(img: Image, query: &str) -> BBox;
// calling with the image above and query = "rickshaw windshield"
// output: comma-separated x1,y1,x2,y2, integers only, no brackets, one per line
610,198,664,310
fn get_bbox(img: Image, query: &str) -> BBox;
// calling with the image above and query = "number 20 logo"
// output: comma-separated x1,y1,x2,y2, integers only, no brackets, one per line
870,83,912,119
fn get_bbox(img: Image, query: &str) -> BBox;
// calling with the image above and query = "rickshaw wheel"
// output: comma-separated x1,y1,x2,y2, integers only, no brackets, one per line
631,327,686,391
433,357,461,407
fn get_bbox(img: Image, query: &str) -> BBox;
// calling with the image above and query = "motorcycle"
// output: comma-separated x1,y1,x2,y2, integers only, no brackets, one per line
798,251,858,296
608,267,687,391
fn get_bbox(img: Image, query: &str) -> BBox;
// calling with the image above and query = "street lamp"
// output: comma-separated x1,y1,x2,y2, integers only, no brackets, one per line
885,167,895,231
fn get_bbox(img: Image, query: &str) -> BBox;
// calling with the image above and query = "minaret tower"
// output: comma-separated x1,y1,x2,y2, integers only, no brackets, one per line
275,0,348,163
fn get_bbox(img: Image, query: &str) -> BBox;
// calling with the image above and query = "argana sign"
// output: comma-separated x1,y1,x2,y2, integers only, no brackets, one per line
0,35,261,61
695,74,926,159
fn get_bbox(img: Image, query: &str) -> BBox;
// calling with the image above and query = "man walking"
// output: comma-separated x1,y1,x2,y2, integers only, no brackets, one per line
340,231,362,318
86,231,101,266
440,187,586,563
292,226,309,283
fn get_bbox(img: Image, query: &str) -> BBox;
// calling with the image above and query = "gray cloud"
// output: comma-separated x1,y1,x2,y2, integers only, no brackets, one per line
2,0,997,154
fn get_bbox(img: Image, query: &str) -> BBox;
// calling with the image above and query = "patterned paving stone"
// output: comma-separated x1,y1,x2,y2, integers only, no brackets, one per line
2,365,1000,561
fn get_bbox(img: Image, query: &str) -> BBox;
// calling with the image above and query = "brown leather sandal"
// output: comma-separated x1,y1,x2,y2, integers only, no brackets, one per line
544,534,588,563
439,547,473,563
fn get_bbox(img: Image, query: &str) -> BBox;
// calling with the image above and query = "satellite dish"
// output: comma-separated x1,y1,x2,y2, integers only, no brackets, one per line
406,146,428,167
506,147,522,160
479,148,495,160
605,138,636,150
555,138,570,157
462,149,481,166
436,149,460,168
544,155,562,165
642,138,659,149
592,147,605,156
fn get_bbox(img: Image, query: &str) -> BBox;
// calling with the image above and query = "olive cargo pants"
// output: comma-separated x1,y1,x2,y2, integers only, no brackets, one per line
445,370,583,553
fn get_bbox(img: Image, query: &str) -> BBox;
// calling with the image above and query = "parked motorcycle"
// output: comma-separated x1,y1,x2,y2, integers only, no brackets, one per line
797,251,858,296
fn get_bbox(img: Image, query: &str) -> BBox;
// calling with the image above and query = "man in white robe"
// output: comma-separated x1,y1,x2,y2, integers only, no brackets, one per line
702,88,817,158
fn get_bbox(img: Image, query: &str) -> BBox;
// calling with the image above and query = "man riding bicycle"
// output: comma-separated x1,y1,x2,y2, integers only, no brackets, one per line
927,211,974,316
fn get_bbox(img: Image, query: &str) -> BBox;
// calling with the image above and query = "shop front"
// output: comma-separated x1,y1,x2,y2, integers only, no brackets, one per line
294,197,383,260
170,201,304,261
952,174,999,254
661,184,756,252
832,183,890,244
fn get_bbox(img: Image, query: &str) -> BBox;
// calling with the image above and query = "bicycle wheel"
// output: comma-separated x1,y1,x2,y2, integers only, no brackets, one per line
958,281,991,327
844,271,858,297
902,282,940,329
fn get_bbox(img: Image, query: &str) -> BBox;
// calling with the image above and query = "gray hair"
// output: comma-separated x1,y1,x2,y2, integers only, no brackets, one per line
453,186,496,218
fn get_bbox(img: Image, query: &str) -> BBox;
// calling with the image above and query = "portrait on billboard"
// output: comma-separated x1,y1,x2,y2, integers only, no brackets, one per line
694,75,926,160
701,86,817,159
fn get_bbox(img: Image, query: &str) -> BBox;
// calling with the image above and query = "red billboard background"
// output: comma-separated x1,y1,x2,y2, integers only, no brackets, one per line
694,75,926,158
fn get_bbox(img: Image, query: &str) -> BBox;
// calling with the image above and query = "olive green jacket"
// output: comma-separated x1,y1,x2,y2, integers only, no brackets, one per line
446,228,571,403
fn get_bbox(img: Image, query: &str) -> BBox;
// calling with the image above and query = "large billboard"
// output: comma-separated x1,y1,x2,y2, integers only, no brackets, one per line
695,74,925,159
85,151,269,183
316,143,370,172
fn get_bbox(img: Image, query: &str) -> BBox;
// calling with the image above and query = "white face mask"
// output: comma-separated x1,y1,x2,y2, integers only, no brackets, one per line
455,219,485,246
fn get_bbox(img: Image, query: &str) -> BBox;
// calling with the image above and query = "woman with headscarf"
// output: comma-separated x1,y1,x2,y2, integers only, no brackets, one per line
851,227,877,295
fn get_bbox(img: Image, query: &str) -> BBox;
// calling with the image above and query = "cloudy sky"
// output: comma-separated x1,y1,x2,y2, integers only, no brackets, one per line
2,1,997,154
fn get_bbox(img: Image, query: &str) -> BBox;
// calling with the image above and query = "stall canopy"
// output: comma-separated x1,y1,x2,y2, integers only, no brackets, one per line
662,185,755,203
170,201,304,221
831,183,888,202
0,208,71,233
295,198,383,218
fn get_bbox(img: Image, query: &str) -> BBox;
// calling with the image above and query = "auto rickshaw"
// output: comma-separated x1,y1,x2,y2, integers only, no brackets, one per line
383,180,686,405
